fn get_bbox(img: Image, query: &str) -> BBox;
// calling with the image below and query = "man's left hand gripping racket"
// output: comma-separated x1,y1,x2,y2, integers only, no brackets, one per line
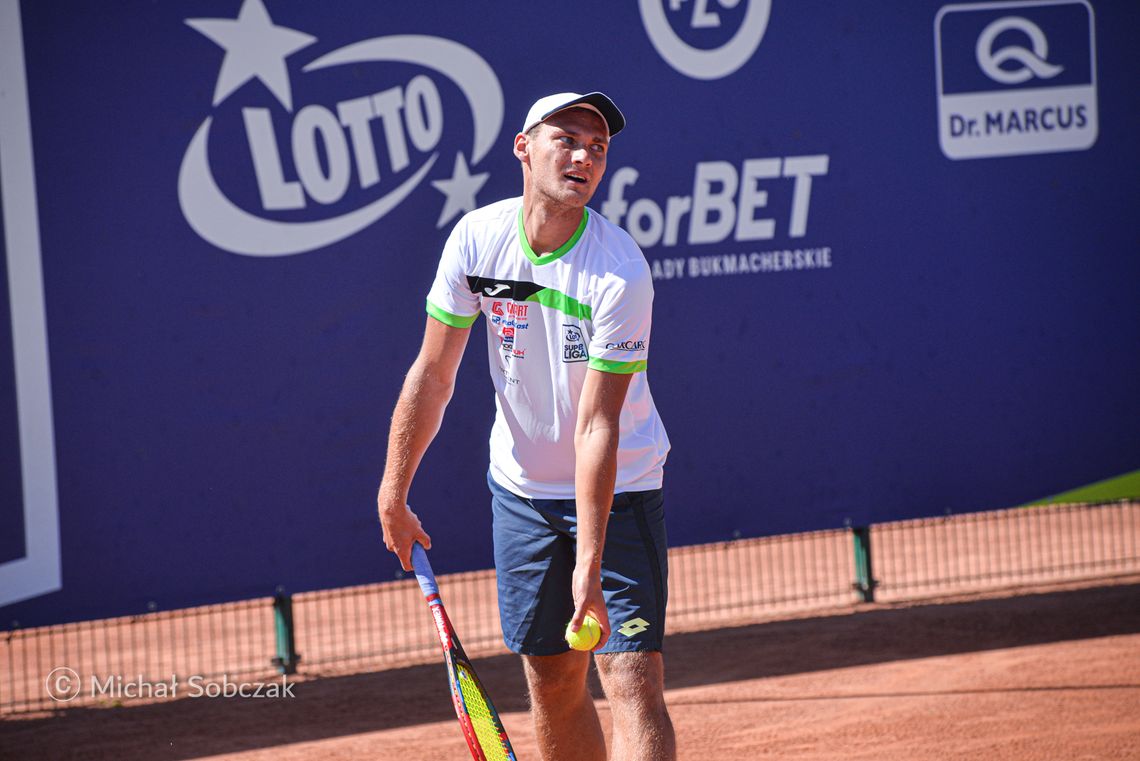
411,542,517,761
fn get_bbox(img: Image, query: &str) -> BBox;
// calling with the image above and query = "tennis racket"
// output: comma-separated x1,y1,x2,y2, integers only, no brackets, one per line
411,542,517,761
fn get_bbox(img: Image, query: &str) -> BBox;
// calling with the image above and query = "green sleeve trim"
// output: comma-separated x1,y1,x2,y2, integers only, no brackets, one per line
588,357,647,374
517,207,589,265
526,288,592,320
426,300,478,328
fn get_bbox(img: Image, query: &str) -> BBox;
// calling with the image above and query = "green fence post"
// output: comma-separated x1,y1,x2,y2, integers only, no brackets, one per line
851,526,877,603
272,588,300,675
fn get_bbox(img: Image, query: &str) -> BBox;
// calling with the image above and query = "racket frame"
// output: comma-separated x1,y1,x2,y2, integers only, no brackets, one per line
411,542,516,761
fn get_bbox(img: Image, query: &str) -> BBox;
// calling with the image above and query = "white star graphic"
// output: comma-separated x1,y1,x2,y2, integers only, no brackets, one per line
431,153,490,228
186,0,316,112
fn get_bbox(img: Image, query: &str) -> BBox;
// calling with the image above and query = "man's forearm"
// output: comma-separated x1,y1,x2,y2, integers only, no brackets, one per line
569,368,633,639
376,359,455,570
574,424,619,571
379,360,454,504
377,317,470,569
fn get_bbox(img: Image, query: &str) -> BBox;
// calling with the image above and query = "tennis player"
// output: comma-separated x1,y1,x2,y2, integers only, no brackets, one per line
378,91,674,761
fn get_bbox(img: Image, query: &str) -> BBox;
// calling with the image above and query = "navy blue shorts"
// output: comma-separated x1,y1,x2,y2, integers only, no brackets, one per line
489,473,668,655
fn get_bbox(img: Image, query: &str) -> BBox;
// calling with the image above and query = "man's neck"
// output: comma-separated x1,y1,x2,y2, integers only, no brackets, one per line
520,195,585,256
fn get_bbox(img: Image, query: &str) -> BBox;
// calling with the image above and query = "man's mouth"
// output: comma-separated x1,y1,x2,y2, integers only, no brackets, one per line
563,172,588,184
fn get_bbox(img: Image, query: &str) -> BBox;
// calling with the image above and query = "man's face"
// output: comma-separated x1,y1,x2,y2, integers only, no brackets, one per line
517,108,609,208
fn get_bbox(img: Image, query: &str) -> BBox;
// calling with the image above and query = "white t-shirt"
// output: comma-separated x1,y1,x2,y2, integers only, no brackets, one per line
426,197,670,499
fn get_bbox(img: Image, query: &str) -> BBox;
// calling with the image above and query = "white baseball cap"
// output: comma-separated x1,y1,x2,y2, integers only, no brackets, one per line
520,92,626,138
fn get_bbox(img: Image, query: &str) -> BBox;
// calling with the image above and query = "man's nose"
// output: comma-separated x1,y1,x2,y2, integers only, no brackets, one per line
572,147,591,165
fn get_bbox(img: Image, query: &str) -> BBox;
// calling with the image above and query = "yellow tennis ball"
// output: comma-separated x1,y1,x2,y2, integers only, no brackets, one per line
565,614,601,651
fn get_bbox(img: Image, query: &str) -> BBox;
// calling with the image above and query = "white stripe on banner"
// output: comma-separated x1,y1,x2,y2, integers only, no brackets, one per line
0,0,62,607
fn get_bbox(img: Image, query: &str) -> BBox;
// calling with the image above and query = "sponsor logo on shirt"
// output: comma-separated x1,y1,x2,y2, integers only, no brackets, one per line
563,325,588,363
495,305,530,360
605,340,646,352
467,276,544,302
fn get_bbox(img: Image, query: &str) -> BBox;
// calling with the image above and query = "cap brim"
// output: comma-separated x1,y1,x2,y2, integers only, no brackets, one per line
535,92,626,137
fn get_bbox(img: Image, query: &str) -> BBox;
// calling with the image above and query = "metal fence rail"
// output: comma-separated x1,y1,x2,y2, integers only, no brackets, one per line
872,501,1140,600
668,527,856,628
2,500,1137,715
2,598,274,714
293,569,502,676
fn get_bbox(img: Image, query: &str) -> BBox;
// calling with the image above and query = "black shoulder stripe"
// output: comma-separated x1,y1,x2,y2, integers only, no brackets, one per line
466,276,546,301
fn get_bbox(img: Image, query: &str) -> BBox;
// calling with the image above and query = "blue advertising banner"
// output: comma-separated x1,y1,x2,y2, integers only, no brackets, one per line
2,0,1137,626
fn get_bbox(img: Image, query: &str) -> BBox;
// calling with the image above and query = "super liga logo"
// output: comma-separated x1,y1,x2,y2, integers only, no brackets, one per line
178,0,503,256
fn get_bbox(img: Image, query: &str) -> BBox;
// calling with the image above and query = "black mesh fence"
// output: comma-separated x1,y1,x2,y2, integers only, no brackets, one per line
871,501,1140,600
3,500,1136,714
3,597,274,714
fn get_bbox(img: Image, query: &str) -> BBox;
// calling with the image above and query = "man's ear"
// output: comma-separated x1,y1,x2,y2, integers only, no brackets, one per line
513,132,529,165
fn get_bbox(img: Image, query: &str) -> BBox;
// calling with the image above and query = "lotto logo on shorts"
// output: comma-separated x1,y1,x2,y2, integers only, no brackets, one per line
616,618,651,637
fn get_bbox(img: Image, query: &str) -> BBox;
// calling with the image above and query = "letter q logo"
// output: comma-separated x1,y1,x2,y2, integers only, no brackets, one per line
975,16,1064,84
639,0,771,80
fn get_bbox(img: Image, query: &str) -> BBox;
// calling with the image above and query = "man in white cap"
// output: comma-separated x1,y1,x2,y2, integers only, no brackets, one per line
378,91,674,760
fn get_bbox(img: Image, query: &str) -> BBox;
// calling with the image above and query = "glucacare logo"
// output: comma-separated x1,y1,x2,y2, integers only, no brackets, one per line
178,0,503,256
605,340,646,352
639,0,772,80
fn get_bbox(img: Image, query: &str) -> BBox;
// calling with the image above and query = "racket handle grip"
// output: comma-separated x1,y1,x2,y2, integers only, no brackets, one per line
410,542,439,598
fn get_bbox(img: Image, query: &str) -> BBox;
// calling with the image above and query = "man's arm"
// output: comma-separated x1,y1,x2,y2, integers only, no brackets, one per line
570,367,634,649
377,316,472,571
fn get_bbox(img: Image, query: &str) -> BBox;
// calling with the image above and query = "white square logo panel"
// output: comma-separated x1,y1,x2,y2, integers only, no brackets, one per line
935,1,1098,160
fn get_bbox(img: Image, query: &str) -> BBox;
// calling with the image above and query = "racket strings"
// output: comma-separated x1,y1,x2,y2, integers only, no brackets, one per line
455,663,513,760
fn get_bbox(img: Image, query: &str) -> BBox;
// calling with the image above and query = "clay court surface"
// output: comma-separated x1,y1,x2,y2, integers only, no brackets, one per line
3,577,1138,760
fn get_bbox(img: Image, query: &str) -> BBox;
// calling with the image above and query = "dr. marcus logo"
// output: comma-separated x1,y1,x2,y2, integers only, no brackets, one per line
934,0,1098,160
178,0,503,255
562,325,588,363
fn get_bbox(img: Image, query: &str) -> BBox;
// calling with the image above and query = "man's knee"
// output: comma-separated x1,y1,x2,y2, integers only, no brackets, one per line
596,651,666,709
523,651,591,702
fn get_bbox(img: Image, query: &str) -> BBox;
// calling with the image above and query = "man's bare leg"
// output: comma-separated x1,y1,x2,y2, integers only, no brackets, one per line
597,651,675,761
523,650,607,761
